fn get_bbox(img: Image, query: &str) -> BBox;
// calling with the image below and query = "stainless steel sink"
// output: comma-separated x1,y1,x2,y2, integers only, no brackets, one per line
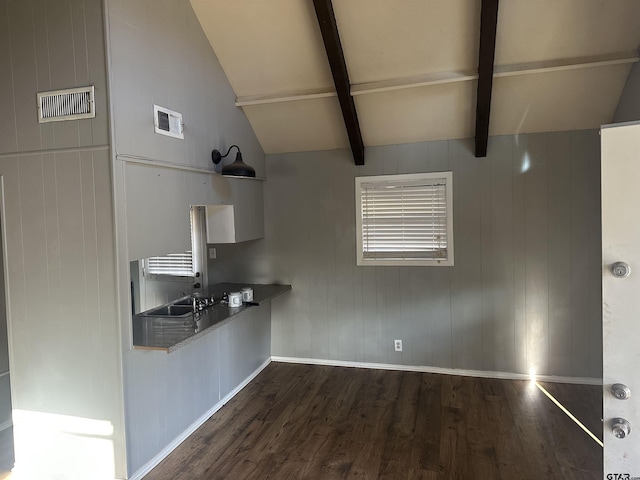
140,304,193,317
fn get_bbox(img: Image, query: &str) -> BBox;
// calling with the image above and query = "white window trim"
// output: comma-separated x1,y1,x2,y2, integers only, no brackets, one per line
142,207,202,280
355,171,454,267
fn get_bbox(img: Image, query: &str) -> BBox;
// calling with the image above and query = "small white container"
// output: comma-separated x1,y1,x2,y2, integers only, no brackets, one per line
228,292,242,307
241,287,254,303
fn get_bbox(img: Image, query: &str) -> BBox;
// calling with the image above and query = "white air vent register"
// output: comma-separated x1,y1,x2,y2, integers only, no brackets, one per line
37,86,95,123
153,105,184,139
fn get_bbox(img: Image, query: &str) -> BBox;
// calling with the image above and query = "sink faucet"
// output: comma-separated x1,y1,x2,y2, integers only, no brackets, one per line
192,296,216,311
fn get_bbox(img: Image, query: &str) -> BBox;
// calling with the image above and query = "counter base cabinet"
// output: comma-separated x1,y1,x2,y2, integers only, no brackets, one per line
219,302,271,396
133,284,290,351
123,303,270,477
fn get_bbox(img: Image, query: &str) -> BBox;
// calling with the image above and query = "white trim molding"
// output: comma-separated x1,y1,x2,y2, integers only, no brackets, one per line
116,153,266,181
270,356,602,386
0,144,109,159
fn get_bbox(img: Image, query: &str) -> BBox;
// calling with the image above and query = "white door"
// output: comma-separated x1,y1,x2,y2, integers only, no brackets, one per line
602,121,640,478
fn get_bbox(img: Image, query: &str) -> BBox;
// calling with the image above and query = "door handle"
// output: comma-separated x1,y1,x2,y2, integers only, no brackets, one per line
612,418,632,438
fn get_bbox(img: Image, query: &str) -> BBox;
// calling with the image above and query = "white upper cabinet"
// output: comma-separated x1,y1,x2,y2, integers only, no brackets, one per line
204,179,265,243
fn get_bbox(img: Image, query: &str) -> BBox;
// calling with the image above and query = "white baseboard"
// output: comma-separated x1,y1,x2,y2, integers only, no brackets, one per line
0,419,12,432
270,356,602,386
128,358,271,480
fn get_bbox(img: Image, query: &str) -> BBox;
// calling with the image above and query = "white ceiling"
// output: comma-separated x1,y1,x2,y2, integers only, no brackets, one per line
190,0,640,156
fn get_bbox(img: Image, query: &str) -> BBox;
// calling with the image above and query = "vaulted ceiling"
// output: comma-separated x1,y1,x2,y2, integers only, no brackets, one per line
190,0,640,162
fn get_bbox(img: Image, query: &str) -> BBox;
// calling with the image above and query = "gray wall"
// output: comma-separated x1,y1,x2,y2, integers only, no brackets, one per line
107,0,264,262
613,62,640,123
104,0,269,475
0,0,126,478
216,131,602,379
0,210,10,466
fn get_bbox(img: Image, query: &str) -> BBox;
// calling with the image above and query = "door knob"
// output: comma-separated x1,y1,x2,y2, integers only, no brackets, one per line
611,383,631,400
612,418,631,439
611,262,631,278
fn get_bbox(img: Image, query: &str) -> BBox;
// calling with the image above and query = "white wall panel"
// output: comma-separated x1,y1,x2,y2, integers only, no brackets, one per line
124,163,265,261
0,1,126,478
0,151,125,479
108,0,264,174
488,136,516,372
0,7,17,154
124,164,192,261
105,0,269,477
123,304,270,475
0,376,11,427
0,246,6,378
0,0,109,155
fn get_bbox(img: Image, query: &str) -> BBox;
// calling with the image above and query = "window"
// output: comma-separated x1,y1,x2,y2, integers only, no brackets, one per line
143,206,202,278
355,172,454,266
145,252,194,277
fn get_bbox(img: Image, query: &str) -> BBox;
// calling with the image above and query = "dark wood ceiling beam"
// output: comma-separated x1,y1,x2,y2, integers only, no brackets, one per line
312,0,365,165
475,0,499,158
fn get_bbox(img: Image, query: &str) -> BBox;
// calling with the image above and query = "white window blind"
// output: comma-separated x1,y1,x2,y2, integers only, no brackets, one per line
356,172,453,266
146,252,194,276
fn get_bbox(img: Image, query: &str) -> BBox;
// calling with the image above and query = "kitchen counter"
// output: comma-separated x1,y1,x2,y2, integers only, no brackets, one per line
132,283,291,352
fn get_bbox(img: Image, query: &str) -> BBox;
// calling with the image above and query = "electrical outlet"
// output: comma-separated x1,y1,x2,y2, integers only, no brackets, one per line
394,339,403,352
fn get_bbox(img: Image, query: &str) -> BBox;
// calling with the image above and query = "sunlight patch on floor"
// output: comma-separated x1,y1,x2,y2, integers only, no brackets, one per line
10,410,116,479
535,381,603,447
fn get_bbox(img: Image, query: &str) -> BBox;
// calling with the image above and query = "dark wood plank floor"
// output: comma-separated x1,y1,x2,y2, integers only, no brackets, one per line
143,363,602,480
537,381,603,442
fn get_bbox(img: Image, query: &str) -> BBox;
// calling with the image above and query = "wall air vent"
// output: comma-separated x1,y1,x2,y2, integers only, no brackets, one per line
153,104,184,139
37,86,95,123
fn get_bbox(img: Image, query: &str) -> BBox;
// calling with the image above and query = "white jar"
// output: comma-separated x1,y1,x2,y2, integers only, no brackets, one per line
228,292,242,307
241,287,254,303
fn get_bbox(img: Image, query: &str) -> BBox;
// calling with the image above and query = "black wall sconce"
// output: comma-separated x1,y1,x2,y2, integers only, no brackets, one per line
211,145,256,178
